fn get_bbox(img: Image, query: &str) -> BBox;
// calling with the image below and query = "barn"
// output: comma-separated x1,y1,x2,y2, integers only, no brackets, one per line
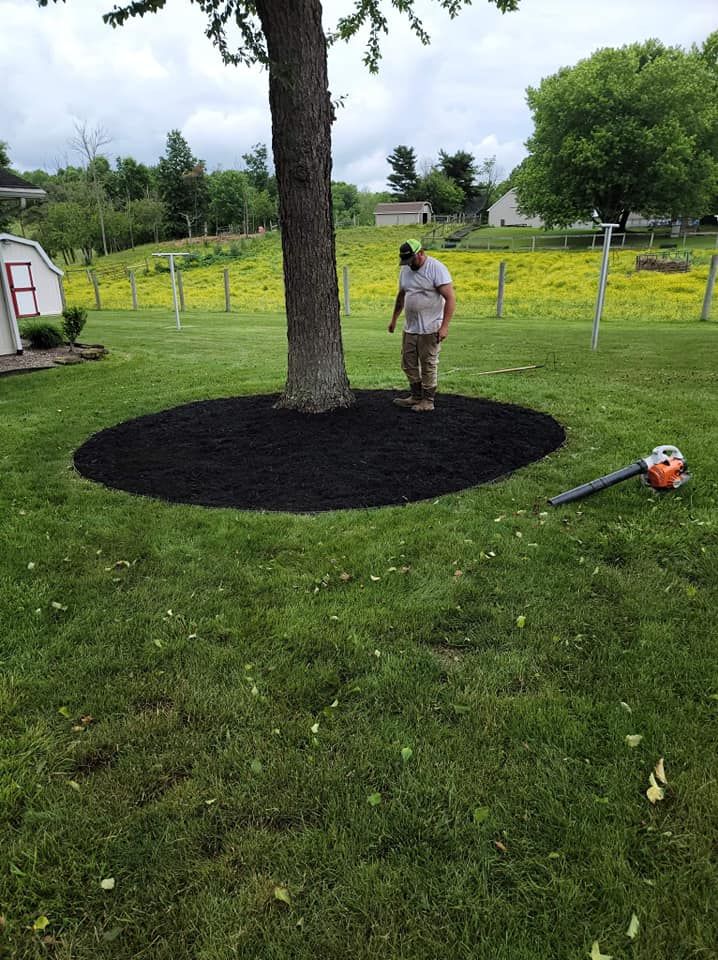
374,201,433,227
0,234,64,356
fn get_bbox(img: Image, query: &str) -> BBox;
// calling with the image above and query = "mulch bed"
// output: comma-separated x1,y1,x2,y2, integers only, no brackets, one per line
74,390,565,512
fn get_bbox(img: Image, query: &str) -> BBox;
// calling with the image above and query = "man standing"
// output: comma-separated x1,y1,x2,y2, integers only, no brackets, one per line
388,238,456,412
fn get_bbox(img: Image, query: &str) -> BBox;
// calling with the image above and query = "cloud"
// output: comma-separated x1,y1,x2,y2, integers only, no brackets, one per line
1,0,714,189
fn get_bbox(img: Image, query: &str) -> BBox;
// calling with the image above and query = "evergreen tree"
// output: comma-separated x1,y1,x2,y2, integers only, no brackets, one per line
386,145,419,200
438,149,478,202
156,130,209,238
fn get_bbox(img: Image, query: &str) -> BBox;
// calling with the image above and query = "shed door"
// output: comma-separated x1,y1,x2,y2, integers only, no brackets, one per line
6,262,40,318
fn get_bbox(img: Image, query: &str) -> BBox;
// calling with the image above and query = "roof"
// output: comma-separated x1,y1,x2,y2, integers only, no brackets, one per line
0,169,47,201
0,234,63,276
374,201,432,213
487,188,516,212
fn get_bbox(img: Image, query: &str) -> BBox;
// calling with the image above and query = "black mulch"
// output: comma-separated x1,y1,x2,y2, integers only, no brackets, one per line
73,390,565,512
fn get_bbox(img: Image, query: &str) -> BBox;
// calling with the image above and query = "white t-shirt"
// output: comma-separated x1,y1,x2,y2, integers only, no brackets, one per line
400,256,452,334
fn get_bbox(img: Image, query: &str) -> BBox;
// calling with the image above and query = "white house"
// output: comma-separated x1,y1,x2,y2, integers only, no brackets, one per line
0,234,64,356
488,189,595,230
374,201,433,227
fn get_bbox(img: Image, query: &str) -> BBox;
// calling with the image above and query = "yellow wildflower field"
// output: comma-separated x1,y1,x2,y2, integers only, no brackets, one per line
61,226,714,323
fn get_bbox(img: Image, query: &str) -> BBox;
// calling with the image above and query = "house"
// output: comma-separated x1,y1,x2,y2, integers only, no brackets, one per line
0,169,47,204
0,234,64,356
487,188,661,231
374,201,433,227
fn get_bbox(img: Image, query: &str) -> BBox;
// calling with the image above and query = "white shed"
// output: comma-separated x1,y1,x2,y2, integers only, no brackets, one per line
0,234,64,356
487,189,594,230
374,201,433,227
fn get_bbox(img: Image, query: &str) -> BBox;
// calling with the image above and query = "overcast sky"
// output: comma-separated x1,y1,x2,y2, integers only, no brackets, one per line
1,0,714,191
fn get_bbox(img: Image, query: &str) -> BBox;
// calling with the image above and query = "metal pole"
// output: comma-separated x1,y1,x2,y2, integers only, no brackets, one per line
342,266,350,316
224,269,231,312
591,223,618,351
177,270,185,311
496,261,506,317
169,255,181,330
129,270,138,310
649,231,654,250
701,254,718,321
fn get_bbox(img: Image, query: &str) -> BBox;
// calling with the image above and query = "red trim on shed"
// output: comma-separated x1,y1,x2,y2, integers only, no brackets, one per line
5,262,40,318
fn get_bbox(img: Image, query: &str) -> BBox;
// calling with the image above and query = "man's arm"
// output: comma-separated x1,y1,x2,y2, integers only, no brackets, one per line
388,289,405,333
436,282,456,341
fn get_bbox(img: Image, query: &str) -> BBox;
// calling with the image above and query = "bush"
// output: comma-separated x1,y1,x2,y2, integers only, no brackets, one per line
20,320,63,349
62,306,88,350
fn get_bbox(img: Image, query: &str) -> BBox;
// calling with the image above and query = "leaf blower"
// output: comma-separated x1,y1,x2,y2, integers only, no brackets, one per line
548,445,690,507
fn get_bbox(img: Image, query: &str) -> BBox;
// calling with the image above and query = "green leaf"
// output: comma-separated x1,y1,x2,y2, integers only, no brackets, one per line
100,877,115,890
367,792,382,806
516,615,526,628
401,746,413,762
33,916,50,931
625,734,643,748
472,806,490,825
250,759,263,774
626,913,640,940
58,706,72,719
273,886,291,905
590,942,612,960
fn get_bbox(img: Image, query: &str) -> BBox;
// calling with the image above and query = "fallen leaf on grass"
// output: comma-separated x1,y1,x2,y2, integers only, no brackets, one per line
493,840,508,853
273,886,291,906
32,917,50,931
50,602,67,612
370,575,381,582
590,942,612,960
646,772,665,805
472,806,490,825
626,913,640,940
454,569,463,578
367,792,382,806
100,878,115,891
516,615,526,628
401,747,413,762
625,735,643,748
654,757,667,784
339,572,352,582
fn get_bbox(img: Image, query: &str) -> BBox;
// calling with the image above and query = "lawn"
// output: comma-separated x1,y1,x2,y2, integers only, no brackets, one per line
1,242,717,959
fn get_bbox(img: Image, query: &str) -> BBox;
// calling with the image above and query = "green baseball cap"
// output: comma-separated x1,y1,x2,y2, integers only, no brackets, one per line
399,238,422,264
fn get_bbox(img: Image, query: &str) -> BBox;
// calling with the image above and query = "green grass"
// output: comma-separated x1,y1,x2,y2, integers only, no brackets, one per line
1,272,717,958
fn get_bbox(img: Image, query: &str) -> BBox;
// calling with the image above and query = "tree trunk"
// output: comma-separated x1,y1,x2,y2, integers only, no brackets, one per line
256,0,354,412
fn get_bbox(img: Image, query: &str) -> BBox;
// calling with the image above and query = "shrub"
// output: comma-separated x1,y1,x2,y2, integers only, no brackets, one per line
20,320,63,349
62,306,88,350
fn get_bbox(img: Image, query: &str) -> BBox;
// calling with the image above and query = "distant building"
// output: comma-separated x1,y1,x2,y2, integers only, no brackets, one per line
487,188,661,230
374,201,433,227
0,234,64,356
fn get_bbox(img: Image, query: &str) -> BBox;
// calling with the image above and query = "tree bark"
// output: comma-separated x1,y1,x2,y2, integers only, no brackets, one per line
256,0,354,412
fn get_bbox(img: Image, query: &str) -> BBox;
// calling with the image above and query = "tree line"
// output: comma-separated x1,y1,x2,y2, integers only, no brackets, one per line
385,146,505,215
0,128,390,264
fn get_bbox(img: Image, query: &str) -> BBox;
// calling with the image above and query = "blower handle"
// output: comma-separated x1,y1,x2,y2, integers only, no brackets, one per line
548,462,644,506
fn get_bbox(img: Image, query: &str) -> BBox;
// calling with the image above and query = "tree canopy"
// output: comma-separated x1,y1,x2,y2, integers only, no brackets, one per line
514,35,718,230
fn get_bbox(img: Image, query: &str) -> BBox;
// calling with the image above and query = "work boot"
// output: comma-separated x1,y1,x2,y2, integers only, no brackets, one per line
412,387,436,412
393,381,423,408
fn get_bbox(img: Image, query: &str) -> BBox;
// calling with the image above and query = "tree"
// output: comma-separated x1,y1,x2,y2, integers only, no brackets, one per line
386,145,419,200
70,121,112,256
0,141,10,168
514,39,718,231
242,143,270,192
438,149,477,202
416,169,465,214
156,130,209,238
39,0,519,412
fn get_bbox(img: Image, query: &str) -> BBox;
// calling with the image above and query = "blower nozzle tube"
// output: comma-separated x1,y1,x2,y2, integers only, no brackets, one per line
548,462,644,507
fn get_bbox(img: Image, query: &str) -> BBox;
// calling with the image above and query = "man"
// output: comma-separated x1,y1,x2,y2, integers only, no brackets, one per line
388,238,456,412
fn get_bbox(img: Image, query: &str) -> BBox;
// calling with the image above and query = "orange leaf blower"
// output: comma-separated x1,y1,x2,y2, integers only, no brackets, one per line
549,445,690,507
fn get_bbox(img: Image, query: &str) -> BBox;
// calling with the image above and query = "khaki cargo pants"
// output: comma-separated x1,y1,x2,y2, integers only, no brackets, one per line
401,331,441,389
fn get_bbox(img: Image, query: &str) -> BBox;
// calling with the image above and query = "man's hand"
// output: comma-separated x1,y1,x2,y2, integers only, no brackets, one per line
437,324,449,342
388,319,397,334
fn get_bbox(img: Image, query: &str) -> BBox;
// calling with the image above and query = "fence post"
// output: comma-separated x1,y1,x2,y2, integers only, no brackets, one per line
649,231,654,250
531,236,536,253
564,234,568,249
701,254,718,321
224,269,231,312
591,234,596,250
342,266,350,316
177,270,185,311
129,270,138,310
496,261,506,318
91,272,101,310
59,277,66,311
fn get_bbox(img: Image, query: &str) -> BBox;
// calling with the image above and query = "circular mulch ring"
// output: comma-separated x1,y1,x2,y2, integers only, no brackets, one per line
73,390,565,512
